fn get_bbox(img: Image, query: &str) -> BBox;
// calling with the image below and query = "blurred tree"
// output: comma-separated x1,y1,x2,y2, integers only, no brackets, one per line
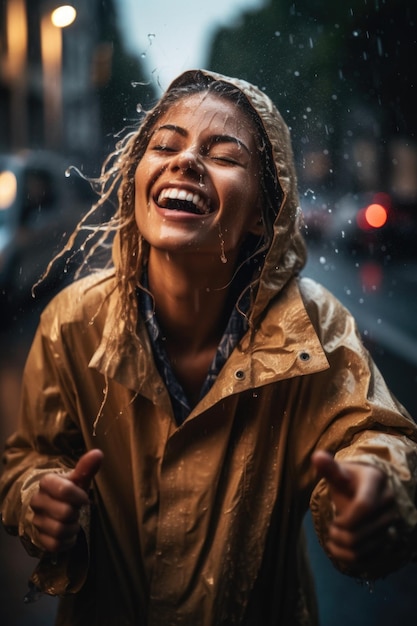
207,0,417,191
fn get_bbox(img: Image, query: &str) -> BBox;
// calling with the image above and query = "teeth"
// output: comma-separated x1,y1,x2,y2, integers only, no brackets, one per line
157,188,210,214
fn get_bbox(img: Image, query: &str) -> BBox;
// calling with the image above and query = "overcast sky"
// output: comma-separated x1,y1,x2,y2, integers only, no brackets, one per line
116,0,265,90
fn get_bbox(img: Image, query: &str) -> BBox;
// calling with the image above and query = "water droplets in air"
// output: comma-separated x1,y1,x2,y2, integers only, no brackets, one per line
140,33,156,59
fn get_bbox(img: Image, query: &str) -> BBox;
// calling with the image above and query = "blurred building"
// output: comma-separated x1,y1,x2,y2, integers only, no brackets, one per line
0,0,105,159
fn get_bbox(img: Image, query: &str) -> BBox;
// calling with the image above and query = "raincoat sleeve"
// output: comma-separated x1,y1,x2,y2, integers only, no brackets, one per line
302,279,417,579
0,307,91,596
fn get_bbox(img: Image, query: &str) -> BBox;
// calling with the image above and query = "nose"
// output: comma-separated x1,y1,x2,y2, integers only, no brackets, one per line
171,149,204,175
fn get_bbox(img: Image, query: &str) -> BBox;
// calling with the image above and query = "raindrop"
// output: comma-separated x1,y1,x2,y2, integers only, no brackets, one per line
364,580,375,593
65,168,71,178
131,80,150,88
217,223,228,264
148,33,156,44
319,256,326,264
136,103,143,113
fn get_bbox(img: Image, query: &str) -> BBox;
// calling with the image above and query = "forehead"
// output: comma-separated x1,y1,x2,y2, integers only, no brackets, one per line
155,92,257,140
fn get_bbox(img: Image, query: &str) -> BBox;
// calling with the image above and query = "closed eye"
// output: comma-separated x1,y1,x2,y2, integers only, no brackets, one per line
152,144,176,152
210,155,239,165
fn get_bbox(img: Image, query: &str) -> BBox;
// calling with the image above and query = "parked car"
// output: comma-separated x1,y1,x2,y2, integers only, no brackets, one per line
0,150,95,310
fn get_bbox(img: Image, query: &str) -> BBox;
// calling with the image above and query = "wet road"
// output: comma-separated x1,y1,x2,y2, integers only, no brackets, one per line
1,245,417,625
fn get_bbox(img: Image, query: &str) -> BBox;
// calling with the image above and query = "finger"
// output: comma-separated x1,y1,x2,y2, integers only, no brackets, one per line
35,526,80,553
312,450,354,496
68,449,103,492
33,514,81,543
329,505,398,546
31,492,80,524
36,474,89,507
325,520,396,571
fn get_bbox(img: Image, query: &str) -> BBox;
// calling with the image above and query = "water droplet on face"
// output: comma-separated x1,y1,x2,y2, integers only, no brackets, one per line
217,223,228,263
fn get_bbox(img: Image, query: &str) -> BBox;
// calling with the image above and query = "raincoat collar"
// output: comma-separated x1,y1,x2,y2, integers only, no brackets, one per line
89,276,329,419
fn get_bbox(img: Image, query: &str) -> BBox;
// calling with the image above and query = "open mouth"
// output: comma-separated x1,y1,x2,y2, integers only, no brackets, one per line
156,187,212,215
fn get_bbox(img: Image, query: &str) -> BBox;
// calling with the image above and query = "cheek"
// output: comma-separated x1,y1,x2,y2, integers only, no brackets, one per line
222,176,259,223
134,164,151,212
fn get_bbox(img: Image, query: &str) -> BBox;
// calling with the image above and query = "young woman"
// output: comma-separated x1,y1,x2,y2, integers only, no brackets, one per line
1,69,417,626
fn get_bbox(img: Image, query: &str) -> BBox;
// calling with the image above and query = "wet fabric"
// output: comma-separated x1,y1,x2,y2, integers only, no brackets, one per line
1,69,417,626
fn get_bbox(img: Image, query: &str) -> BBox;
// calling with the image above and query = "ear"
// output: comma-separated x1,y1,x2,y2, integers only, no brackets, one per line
248,214,264,236
247,195,265,236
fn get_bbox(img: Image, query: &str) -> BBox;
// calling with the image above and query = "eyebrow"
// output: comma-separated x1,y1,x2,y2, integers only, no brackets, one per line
154,124,251,155
155,124,187,137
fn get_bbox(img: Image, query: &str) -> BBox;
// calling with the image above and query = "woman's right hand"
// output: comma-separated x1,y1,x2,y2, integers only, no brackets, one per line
29,449,103,553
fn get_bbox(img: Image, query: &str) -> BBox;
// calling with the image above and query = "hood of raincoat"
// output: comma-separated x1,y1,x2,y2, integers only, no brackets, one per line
113,69,307,325
165,70,307,322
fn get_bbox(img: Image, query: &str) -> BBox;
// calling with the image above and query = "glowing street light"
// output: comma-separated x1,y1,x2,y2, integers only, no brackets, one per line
51,5,77,28
41,4,77,149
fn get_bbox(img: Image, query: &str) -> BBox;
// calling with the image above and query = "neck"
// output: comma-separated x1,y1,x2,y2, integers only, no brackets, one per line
147,248,240,351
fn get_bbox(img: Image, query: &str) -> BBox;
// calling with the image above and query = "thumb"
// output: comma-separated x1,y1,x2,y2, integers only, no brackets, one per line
312,450,354,497
68,449,103,492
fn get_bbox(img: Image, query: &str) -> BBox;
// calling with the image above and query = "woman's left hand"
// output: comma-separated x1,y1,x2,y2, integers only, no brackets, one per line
312,450,400,575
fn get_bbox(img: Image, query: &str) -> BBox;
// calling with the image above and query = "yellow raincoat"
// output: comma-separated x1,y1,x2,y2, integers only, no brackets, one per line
1,70,417,625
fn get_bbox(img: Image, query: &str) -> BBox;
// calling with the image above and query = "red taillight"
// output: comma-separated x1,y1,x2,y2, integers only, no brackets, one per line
364,203,388,228
356,193,390,230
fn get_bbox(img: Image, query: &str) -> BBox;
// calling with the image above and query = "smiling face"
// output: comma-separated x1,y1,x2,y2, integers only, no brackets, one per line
134,92,263,264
